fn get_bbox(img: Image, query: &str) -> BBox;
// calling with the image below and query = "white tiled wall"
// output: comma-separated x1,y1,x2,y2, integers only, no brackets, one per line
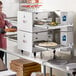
2,0,19,17
2,0,76,17
40,0,76,12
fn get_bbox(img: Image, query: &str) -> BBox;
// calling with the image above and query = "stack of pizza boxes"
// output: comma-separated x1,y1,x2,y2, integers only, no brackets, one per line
10,59,41,76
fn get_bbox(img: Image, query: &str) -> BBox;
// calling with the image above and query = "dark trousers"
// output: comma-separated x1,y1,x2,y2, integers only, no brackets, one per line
0,51,4,61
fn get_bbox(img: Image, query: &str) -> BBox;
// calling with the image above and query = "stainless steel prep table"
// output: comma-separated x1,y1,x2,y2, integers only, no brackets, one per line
1,48,76,76
2,32,76,76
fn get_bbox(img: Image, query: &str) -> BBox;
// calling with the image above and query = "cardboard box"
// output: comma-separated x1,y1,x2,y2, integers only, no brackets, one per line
10,59,41,76
10,62,41,71
31,72,55,76
36,73,49,76
11,58,39,67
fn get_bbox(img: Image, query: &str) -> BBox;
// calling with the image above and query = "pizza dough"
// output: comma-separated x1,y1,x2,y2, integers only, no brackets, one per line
38,42,57,47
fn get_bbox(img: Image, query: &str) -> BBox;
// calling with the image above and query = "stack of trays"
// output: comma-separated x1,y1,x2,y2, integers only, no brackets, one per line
10,59,41,76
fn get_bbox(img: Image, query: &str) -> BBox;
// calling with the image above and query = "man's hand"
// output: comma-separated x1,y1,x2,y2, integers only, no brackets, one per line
0,28,6,34
11,26,17,29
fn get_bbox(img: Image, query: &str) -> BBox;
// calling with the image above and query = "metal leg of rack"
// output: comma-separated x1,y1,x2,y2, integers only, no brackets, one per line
67,73,71,76
43,65,46,76
5,52,7,67
50,68,52,76
40,52,43,59
72,71,76,76
21,50,23,54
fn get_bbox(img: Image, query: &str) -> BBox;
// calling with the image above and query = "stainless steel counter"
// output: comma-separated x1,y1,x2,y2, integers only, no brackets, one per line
0,48,76,76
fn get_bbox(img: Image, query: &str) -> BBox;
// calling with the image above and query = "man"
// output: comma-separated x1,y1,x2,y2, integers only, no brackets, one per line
0,1,13,61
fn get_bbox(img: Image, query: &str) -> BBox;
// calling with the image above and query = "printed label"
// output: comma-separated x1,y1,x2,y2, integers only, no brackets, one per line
62,35,66,41
62,16,67,21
